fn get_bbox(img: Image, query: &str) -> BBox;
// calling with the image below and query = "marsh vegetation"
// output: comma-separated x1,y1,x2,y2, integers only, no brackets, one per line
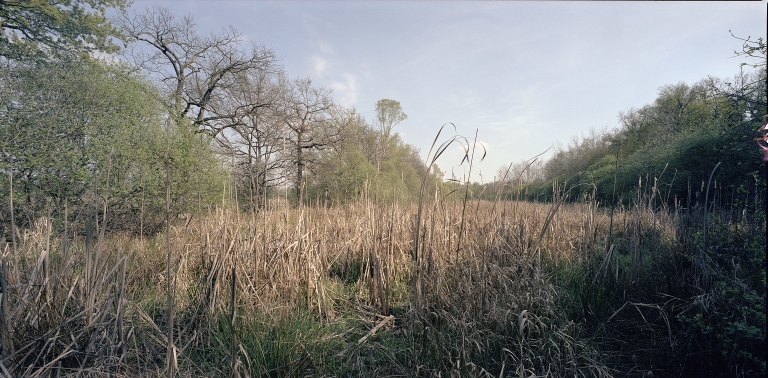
0,1,765,376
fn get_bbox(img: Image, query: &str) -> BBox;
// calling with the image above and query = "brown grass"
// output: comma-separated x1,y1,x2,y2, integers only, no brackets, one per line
0,194,687,376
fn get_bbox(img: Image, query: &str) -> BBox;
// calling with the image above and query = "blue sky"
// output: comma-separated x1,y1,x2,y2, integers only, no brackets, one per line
127,1,766,182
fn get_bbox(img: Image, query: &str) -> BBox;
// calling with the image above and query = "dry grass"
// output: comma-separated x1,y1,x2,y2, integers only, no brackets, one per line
0,194,695,376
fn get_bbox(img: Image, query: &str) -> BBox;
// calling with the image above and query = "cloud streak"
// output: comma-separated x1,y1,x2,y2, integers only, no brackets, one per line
330,73,359,106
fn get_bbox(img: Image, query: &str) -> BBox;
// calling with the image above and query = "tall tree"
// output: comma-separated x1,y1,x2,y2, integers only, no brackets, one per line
116,5,276,133
210,67,285,210
375,99,408,138
278,77,339,207
374,99,407,163
308,107,374,204
306,105,438,205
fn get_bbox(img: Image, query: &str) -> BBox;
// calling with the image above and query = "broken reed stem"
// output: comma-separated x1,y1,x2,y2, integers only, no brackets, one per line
699,161,721,286
0,258,11,359
117,255,126,360
230,266,237,378
7,152,17,260
702,162,722,253
43,216,50,304
60,198,68,298
608,146,619,252
85,209,94,311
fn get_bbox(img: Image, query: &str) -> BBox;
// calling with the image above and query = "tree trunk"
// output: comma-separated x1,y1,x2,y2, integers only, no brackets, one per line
248,134,255,212
296,145,304,208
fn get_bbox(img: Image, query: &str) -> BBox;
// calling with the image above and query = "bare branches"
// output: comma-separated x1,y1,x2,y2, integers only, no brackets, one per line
117,5,288,210
729,30,766,69
277,77,337,206
116,5,277,129
117,6,368,209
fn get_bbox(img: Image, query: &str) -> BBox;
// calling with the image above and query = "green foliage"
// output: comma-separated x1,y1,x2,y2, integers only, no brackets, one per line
375,98,407,137
1,58,149,220
136,118,227,233
676,213,766,375
313,143,376,204
528,68,766,209
370,133,427,202
306,103,440,205
549,162,766,376
179,310,339,376
0,57,226,234
543,56,766,376
0,0,126,61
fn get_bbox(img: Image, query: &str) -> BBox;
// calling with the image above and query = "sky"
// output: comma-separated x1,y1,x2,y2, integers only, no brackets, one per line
125,1,766,183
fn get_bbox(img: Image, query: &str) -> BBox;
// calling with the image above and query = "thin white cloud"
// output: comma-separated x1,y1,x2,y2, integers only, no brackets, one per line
318,41,333,55
312,56,328,76
308,40,362,107
330,73,359,106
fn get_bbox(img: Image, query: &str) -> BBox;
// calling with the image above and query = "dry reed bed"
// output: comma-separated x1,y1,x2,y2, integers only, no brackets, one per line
0,199,679,376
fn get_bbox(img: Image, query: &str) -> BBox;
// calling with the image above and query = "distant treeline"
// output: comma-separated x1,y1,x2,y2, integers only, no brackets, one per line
484,67,766,210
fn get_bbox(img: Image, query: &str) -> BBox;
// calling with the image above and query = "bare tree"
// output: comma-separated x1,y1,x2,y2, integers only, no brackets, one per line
210,67,286,210
277,77,340,207
116,5,276,133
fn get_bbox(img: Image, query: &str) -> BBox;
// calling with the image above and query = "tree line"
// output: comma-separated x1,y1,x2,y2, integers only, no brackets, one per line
0,1,441,237
489,54,765,211
2,0,763,238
